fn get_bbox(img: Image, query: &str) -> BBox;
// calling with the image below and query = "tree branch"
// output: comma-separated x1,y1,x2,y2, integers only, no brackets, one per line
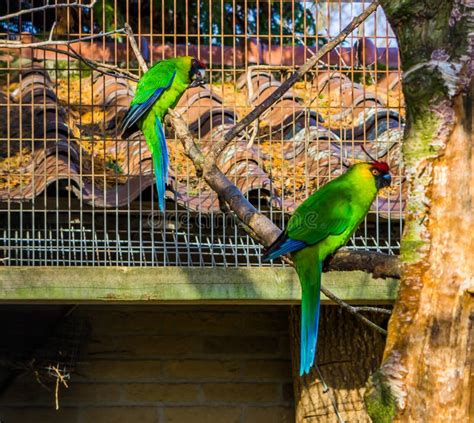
167,111,394,337
66,44,139,81
15,43,139,81
0,0,98,21
209,1,379,162
0,1,135,81
124,23,149,73
321,287,388,335
124,14,398,339
167,108,281,246
353,306,392,315
0,21,136,80
0,28,126,49
326,250,400,279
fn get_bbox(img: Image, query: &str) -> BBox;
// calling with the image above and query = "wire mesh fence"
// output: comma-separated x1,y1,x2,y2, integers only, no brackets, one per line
0,0,404,267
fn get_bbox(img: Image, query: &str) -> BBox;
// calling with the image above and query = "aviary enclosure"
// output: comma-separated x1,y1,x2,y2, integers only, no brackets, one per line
0,0,404,268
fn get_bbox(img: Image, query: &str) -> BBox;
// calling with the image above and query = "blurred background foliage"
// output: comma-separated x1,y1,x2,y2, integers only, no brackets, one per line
0,0,328,46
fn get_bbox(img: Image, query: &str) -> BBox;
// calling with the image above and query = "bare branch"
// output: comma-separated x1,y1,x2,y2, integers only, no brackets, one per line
67,44,139,81
326,250,400,279
168,111,396,338
124,23,149,73
25,45,137,81
48,22,57,42
321,287,388,335
354,306,392,315
0,0,98,21
166,109,280,246
0,27,126,49
124,14,398,338
0,9,136,82
209,1,379,161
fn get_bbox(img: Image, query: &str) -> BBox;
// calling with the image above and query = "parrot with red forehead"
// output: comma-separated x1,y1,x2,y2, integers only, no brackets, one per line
120,56,206,210
263,159,391,375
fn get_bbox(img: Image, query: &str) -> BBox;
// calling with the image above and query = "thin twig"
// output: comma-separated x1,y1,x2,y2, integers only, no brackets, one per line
124,23,149,73
209,1,379,161
283,255,391,331
0,22,138,81
35,45,137,80
49,364,69,411
354,306,392,315
54,374,60,410
0,0,98,21
0,27,126,49
48,22,57,42
67,44,138,81
245,120,259,149
315,366,345,423
321,287,388,335
245,65,291,102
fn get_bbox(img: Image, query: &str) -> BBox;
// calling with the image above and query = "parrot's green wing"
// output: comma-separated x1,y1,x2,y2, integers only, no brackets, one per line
286,186,351,246
131,60,177,105
120,61,177,133
262,182,352,261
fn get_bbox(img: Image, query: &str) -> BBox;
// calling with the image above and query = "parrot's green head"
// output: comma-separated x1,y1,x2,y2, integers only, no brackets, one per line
350,161,392,190
171,56,206,87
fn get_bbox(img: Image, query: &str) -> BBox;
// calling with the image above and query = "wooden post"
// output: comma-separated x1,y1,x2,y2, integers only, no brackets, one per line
365,1,473,421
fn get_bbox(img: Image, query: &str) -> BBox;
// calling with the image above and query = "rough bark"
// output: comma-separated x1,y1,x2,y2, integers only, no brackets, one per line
290,307,389,422
326,250,400,280
365,1,474,421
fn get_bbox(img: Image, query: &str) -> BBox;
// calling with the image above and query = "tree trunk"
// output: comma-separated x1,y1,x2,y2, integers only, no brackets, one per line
290,306,389,422
365,1,473,421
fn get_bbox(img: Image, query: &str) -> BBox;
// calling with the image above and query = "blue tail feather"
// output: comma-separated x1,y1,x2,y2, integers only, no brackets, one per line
299,261,322,376
154,117,169,211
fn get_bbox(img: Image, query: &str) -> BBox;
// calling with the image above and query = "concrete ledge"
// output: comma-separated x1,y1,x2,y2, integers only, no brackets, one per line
0,267,399,304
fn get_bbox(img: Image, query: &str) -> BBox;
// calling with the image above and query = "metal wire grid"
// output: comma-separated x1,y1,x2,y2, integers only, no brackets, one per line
1,228,399,267
0,0,404,267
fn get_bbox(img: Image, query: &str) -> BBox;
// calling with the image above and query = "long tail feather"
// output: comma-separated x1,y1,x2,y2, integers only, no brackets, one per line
120,71,176,136
153,117,169,211
142,114,169,210
295,253,322,376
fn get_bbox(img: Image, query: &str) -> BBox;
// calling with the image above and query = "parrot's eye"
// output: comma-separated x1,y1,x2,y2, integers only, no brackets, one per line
372,169,380,176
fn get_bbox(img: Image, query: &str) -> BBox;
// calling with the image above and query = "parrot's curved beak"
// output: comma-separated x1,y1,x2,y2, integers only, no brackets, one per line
377,172,392,189
190,68,206,87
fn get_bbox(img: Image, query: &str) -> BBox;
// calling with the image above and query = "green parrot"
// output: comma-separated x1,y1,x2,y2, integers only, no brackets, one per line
263,160,391,375
120,56,206,210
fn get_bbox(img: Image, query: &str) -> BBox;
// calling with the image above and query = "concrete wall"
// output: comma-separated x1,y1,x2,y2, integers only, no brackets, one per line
0,305,294,423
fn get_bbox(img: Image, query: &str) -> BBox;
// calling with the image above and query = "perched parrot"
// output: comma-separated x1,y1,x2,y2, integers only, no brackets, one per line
120,56,206,210
263,160,391,375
